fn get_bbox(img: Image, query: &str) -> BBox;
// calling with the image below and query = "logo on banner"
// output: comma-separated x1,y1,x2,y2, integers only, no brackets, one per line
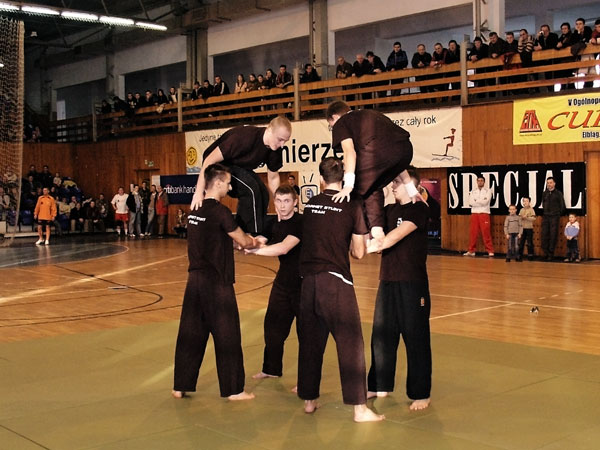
186,147,198,166
520,110,542,134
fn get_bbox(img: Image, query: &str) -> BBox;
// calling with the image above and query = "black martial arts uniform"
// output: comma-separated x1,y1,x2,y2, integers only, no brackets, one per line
331,109,413,229
367,201,432,400
203,126,283,235
173,199,246,397
298,189,369,405
260,213,303,376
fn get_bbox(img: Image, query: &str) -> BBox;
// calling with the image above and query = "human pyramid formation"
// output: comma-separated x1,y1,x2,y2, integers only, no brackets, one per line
172,101,432,422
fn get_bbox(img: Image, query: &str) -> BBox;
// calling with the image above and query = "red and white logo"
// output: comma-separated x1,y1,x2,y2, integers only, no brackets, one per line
519,110,542,133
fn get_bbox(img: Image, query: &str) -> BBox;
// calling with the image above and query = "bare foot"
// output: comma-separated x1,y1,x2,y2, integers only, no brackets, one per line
252,371,278,379
304,399,320,414
171,390,185,398
291,385,298,393
409,398,430,411
354,404,385,422
228,391,255,401
367,391,389,399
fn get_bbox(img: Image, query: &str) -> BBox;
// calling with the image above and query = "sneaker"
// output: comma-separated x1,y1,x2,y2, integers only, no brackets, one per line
487,253,495,257
45,240,49,245
35,239,43,245
575,258,581,263
463,251,475,256
129,234,135,238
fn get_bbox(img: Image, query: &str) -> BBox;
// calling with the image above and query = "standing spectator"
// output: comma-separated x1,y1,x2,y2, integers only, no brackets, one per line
96,193,108,224
27,164,38,182
127,184,142,238
573,18,594,88
275,65,293,89
300,64,321,83
264,69,277,89
463,175,494,257
70,202,85,233
169,86,178,103
247,74,260,91
234,74,248,94
518,196,536,260
40,165,53,189
140,181,150,234
590,19,600,44
34,187,57,245
126,92,136,109
353,54,373,103
190,81,202,100
557,22,575,49
489,32,508,58
174,208,187,238
213,75,230,96
111,186,129,236
469,36,489,62
336,56,355,102
366,51,387,100
257,74,267,89
156,184,169,237
518,29,535,65
133,92,142,108
101,100,112,114
534,24,559,51
430,43,449,95
564,214,581,263
86,200,105,233
446,40,461,91
145,184,157,237
200,80,213,100
156,89,169,106
288,174,300,195
504,204,523,262
541,177,566,260
412,44,433,96
505,32,519,53
386,41,408,71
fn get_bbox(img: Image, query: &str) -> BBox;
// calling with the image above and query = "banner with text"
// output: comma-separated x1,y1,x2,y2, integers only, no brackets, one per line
160,175,198,204
185,108,462,203
447,163,586,215
513,93,600,145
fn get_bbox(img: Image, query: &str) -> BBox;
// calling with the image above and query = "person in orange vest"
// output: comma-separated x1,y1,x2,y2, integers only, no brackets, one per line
34,187,57,245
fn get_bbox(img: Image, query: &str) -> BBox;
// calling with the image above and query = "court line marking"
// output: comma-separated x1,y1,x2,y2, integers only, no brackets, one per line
430,303,515,320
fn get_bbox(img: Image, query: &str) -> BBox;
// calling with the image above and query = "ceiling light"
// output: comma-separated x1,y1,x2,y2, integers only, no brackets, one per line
135,21,167,31
0,2,19,11
99,15,134,26
21,5,60,15
61,11,98,21
0,62,4,68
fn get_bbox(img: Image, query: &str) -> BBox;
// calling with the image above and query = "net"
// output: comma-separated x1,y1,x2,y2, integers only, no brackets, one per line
0,16,24,246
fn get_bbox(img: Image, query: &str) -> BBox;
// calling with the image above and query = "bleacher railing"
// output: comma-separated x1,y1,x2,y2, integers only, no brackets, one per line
48,44,600,142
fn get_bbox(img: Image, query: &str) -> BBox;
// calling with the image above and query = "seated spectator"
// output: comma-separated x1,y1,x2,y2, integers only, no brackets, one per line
386,41,408,71
70,202,85,232
264,68,277,88
275,65,293,88
234,74,248,94
0,186,10,220
156,89,169,105
200,80,213,99
247,73,260,91
300,64,321,83
190,80,202,100
4,169,17,186
49,186,58,198
213,75,230,96
169,86,178,103
86,200,105,233
534,24,559,51
174,207,187,238
411,44,433,96
100,99,112,114
40,165,53,189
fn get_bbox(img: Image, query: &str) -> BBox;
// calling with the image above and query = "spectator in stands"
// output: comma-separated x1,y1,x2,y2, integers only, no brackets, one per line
97,193,108,222
69,195,77,210
505,32,518,53
366,51,386,100
49,186,58,198
336,56,355,102
213,75,230,96
174,207,187,238
144,184,156,237
34,187,57,245
386,41,408,71
27,165,38,183
534,24,559,51
556,23,575,49
591,19,600,44
53,172,62,187
169,86,178,103
39,165,52,189
113,96,130,115
56,195,71,220
257,74,267,89
518,29,537,90
489,32,507,58
288,174,300,195
155,184,169,237
264,69,277,89
70,202,85,233
573,18,594,88
276,65,293,89
101,100,112,114
353,54,373,103
111,186,129,237
0,186,10,220
247,74,260,91
234,74,248,94
446,40,461,92
4,169,17,186
191,81,202,100
141,90,157,108
469,36,489,62
86,200,105,233
429,43,449,97
156,89,169,106
134,92,142,108
300,64,321,83
201,80,213,99
126,184,142,238
412,44,433,96
126,93,136,109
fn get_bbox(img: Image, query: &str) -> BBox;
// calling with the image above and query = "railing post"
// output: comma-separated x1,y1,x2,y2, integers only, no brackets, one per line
178,87,183,132
460,39,469,106
92,110,97,142
293,66,300,121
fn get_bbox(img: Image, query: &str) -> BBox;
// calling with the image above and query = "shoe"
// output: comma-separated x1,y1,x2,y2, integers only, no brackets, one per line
505,258,510,262
35,239,43,245
129,234,135,238
463,251,475,256
45,240,49,245
575,258,581,263
487,253,495,257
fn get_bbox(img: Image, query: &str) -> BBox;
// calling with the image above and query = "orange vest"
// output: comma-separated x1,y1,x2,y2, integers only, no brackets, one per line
34,195,57,220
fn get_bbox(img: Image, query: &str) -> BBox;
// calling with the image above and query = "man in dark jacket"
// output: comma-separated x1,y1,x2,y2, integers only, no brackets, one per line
412,44,432,96
541,177,566,260
353,54,373,103
386,42,408,71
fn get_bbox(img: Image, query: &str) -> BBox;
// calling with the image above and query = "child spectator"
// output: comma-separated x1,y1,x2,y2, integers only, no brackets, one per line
504,204,523,262
53,172,62,187
564,214,581,262
518,196,536,260
174,207,187,238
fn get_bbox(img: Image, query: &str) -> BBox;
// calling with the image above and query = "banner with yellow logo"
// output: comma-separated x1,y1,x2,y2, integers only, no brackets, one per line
513,93,600,145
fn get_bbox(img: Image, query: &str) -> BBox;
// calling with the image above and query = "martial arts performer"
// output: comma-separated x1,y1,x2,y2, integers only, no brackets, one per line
245,185,302,380
173,164,257,401
190,116,292,235
326,101,422,242
366,167,432,411
297,157,384,422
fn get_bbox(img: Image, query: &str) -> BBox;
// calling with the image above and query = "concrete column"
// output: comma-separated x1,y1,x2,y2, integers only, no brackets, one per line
105,52,116,98
309,0,331,79
534,10,554,33
473,0,505,37
186,28,208,87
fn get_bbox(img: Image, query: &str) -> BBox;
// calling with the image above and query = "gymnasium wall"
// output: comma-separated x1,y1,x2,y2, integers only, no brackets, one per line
23,101,600,258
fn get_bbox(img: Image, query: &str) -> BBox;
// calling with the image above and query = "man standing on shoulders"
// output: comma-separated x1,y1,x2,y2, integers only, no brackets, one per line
541,177,566,261
464,175,494,257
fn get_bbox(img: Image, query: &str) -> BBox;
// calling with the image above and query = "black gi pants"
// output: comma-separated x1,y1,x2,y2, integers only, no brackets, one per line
297,272,367,405
368,281,432,400
262,281,301,376
541,215,560,257
228,165,270,235
173,271,245,397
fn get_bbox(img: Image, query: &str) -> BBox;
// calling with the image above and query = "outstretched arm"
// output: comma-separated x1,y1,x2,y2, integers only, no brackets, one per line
267,170,280,198
228,227,258,249
332,138,357,203
350,233,367,259
191,148,224,209
367,221,417,253
245,235,300,256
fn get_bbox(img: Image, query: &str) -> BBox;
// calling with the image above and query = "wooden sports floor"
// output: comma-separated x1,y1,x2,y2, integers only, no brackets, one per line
1,235,600,449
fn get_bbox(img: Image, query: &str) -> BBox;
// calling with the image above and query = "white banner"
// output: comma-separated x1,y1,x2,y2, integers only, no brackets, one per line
185,108,462,204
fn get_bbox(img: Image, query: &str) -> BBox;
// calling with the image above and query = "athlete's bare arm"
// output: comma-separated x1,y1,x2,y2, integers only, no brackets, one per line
191,148,224,209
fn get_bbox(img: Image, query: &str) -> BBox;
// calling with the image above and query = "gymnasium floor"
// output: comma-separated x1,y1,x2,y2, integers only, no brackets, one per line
1,236,599,449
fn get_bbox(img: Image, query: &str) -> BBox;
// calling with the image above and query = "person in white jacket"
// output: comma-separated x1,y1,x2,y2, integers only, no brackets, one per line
464,175,494,256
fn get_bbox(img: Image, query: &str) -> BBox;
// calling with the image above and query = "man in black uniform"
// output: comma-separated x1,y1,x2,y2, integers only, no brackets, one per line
541,176,566,260
326,101,421,243
297,157,383,423
191,116,292,236
173,164,257,401
366,167,432,411
245,185,302,380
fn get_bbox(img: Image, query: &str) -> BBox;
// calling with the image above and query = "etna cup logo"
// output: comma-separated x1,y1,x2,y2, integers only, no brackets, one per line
520,110,542,134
